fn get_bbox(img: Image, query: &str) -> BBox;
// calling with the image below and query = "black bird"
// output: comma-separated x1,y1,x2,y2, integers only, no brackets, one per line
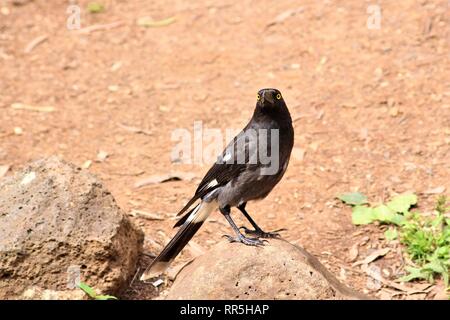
141,88,294,280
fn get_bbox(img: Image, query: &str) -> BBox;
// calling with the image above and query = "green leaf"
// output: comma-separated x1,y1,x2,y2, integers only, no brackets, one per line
338,192,368,206
387,194,417,214
351,206,376,225
96,295,118,300
423,259,446,274
399,266,429,282
373,205,395,221
384,228,398,241
372,205,405,225
87,2,105,13
390,213,406,226
78,282,118,300
78,282,97,299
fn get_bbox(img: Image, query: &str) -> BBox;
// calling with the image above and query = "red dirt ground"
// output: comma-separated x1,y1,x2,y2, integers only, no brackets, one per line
0,0,449,299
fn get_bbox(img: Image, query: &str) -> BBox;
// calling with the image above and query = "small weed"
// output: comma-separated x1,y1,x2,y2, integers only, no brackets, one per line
87,2,105,14
78,282,117,300
339,193,450,291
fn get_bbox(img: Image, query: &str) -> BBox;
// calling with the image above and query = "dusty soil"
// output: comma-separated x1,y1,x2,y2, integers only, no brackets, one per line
0,0,449,299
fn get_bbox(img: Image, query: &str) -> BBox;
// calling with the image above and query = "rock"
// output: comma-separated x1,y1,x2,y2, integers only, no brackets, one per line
167,239,371,300
0,157,143,299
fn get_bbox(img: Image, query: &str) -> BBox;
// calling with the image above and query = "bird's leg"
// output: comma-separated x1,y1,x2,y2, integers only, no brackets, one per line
220,205,265,246
237,203,286,239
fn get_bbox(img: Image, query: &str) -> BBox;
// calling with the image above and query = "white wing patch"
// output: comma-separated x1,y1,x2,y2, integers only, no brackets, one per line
222,153,232,162
206,179,218,189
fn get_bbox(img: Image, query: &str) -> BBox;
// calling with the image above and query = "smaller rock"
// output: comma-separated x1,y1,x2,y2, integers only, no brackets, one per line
167,239,371,300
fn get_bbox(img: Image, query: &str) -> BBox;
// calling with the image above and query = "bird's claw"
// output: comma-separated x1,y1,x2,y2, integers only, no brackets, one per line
239,226,286,239
222,234,266,246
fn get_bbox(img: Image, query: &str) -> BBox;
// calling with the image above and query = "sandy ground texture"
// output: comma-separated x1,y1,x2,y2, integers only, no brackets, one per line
0,0,449,299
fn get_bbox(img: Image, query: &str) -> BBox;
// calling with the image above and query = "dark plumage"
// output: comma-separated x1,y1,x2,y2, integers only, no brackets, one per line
141,88,294,280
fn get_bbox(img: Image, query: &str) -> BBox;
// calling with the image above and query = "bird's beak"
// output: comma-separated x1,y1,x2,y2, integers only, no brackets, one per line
261,91,274,105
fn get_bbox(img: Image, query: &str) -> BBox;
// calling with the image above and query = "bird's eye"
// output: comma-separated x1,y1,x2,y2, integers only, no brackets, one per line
276,93,282,100
257,94,261,101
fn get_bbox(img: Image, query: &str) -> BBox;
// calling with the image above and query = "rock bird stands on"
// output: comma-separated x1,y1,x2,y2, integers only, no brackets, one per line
141,88,294,280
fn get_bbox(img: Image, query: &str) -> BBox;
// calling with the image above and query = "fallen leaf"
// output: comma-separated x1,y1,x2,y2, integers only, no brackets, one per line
423,186,446,195
431,284,448,300
96,150,109,162
0,165,10,178
353,248,390,266
130,210,164,221
347,243,359,262
375,277,433,295
359,236,370,246
338,192,368,205
134,172,196,188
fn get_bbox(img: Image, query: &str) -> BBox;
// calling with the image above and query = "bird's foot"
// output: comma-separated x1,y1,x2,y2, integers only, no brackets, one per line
222,234,267,246
239,226,286,239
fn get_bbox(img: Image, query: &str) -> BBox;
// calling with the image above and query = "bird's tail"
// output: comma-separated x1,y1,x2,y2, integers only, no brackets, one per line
140,199,217,281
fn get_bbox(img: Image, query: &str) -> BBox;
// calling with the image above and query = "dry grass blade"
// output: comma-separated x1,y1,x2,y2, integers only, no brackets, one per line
137,16,176,28
24,35,48,53
11,103,55,113
118,123,152,136
77,21,124,34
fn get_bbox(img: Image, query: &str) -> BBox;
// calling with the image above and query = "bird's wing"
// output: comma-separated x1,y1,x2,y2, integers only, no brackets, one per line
175,128,258,219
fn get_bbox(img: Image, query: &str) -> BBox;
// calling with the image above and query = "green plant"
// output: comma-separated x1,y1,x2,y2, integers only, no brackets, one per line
87,2,105,14
343,193,416,226
78,282,117,300
339,193,450,290
398,196,450,286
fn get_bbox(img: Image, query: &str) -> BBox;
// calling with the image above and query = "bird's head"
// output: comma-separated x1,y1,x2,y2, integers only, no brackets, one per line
256,88,285,109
